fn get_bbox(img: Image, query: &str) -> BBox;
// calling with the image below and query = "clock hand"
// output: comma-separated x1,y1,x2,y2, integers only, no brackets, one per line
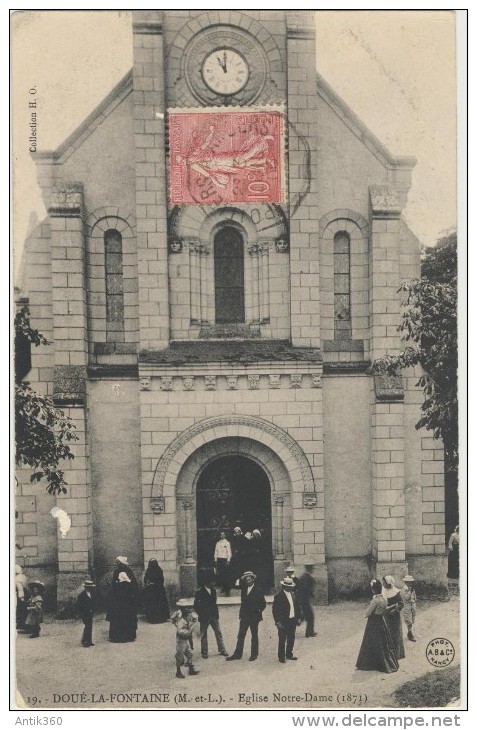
223,50,227,73
217,55,225,71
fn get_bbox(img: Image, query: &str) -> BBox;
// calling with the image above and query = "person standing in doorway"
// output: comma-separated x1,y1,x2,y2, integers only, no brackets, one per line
15,565,30,631
214,531,232,596
297,564,317,637
402,575,417,642
447,525,460,580
25,581,44,638
226,571,266,662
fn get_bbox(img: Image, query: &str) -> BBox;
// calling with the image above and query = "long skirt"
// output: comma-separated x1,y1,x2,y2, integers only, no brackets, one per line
448,546,459,579
356,615,399,673
143,583,170,623
386,609,405,659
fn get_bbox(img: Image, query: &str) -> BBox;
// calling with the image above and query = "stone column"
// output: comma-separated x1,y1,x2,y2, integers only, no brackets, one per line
179,498,197,596
132,11,169,349
274,494,285,559
259,242,270,323
249,245,260,323
49,184,94,615
189,242,199,323
369,187,407,578
199,245,209,324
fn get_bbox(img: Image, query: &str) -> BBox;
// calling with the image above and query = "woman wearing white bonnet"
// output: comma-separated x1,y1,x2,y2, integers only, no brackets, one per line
382,575,405,659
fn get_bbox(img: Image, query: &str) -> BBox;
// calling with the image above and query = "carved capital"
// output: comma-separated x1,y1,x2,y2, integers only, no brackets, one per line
226,375,238,390
374,374,404,401
205,375,216,391
181,498,193,510
369,186,402,219
140,377,151,391
160,376,173,391
290,374,302,389
269,374,281,389
248,244,259,256
248,374,260,390
274,494,285,506
183,376,195,391
303,492,318,509
150,496,165,514
48,184,83,218
53,365,87,405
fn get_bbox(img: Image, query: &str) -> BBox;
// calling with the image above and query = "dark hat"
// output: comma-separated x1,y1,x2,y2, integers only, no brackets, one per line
29,580,45,590
304,563,315,570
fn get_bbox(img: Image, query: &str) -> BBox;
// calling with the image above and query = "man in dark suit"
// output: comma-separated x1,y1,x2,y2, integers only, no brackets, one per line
272,577,299,663
297,563,317,637
76,579,96,647
226,571,266,662
193,574,229,659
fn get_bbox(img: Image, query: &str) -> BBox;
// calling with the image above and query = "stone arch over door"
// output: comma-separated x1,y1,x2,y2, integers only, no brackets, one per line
150,415,315,595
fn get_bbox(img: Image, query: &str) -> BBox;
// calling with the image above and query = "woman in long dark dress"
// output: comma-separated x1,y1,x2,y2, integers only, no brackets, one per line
143,558,170,623
447,526,459,579
107,572,138,642
356,579,399,673
382,575,405,660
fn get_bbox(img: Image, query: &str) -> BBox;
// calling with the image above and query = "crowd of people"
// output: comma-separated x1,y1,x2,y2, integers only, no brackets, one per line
15,535,450,679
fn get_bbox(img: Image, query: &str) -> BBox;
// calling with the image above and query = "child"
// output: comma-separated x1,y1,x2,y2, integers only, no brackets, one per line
76,579,96,647
171,607,200,679
402,575,417,641
25,581,44,638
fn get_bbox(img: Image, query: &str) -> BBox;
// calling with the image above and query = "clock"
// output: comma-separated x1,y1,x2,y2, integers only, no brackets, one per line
202,48,249,96
180,26,270,106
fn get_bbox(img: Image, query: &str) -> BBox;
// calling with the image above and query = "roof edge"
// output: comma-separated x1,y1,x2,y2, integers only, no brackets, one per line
316,71,416,170
33,69,134,164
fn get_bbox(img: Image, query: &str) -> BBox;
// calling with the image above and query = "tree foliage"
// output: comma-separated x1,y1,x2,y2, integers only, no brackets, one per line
373,232,458,471
15,307,78,494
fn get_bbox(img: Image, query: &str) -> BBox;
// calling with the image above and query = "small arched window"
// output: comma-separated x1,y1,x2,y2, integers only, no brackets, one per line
104,229,125,342
214,227,245,324
334,231,351,340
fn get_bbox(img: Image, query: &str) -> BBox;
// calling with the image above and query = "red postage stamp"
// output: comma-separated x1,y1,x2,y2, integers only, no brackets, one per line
169,108,285,206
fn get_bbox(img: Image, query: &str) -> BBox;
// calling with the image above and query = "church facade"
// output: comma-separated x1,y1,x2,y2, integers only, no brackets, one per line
16,10,447,611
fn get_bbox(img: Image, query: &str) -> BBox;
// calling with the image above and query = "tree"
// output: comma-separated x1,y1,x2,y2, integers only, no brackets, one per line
15,306,78,494
373,232,458,472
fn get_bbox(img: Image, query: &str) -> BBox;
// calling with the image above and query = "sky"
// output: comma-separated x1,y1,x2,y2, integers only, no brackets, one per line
11,10,458,276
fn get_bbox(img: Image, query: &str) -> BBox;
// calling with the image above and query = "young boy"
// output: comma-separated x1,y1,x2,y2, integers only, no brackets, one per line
25,581,44,638
171,607,200,679
402,575,417,641
76,579,96,647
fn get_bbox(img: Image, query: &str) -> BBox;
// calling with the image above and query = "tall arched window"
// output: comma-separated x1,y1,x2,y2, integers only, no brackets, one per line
334,231,351,340
104,229,125,341
214,227,245,323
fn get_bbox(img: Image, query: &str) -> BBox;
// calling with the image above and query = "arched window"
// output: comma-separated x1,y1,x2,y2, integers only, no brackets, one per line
214,227,245,324
104,229,125,341
334,231,351,340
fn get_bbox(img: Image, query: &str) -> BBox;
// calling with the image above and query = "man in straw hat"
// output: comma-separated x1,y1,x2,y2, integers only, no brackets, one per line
76,579,96,647
226,571,266,662
272,577,300,663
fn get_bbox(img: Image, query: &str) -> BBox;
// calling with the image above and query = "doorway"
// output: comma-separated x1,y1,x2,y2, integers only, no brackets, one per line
196,455,274,591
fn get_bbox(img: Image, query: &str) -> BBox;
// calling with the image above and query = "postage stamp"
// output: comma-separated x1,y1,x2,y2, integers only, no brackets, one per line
168,107,285,206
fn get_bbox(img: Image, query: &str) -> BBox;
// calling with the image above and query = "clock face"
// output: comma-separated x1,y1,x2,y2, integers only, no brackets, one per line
202,48,249,96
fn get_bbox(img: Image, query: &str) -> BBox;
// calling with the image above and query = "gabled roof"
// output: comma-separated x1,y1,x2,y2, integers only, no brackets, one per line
33,65,416,174
34,70,133,165
316,71,416,171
